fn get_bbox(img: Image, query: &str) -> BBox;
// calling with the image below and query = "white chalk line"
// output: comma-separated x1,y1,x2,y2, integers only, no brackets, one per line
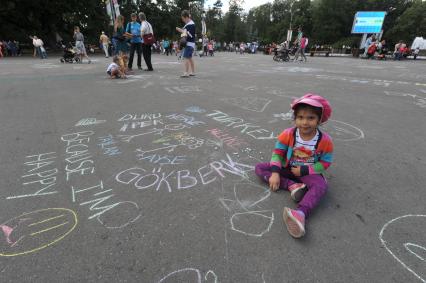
379,214,426,283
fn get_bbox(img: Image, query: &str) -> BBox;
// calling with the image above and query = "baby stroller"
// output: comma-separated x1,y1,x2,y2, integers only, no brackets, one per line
60,43,81,63
273,47,290,62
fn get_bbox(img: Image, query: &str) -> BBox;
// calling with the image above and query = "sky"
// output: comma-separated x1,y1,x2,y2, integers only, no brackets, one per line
204,0,272,12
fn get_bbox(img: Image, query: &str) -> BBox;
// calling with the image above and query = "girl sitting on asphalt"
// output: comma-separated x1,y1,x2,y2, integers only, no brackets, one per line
255,94,334,238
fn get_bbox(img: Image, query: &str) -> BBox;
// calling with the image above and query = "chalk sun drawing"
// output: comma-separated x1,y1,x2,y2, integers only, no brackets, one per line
0,208,78,257
379,214,426,282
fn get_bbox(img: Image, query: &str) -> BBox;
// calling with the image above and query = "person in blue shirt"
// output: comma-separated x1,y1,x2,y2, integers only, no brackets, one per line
176,10,196,78
126,13,142,70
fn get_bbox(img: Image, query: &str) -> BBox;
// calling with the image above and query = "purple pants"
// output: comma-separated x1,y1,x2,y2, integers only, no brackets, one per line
254,162,327,218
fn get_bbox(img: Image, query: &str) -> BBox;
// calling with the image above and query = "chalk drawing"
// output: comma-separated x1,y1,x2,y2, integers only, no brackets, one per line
266,89,298,99
0,208,77,257
230,211,274,237
185,106,206,113
221,97,272,112
384,91,426,109
75,118,106,126
322,119,365,142
96,201,142,229
379,214,426,282
157,268,218,283
271,110,294,123
32,63,60,69
220,182,274,237
165,86,201,94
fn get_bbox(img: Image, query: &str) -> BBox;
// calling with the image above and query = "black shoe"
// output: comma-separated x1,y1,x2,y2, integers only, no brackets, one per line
138,67,142,70
128,67,133,71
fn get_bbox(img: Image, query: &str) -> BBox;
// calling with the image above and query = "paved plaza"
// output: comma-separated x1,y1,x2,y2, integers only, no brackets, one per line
0,53,425,282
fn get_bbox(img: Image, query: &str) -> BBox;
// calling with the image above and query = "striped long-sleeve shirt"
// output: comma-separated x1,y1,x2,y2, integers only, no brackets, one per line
270,127,333,176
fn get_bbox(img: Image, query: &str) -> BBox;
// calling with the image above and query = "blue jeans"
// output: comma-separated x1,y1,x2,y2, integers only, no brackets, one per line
183,46,194,58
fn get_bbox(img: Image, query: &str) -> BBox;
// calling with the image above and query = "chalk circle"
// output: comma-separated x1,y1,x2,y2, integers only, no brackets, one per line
230,211,274,237
0,208,77,257
158,268,218,283
322,119,365,142
379,215,426,282
97,201,142,229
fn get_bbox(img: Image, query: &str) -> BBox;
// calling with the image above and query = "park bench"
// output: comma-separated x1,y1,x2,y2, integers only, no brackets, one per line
309,47,332,57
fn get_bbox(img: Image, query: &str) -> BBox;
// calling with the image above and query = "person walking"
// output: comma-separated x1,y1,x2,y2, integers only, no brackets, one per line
126,13,142,70
73,27,91,63
176,10,196,77
139,12,154,71
363,35,375,57
294,34,308,62
99,31,110,58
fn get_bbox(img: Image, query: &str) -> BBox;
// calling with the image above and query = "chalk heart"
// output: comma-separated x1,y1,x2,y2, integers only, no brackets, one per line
158,268,217,283
0,208,78,257
379,215,426,282
322,120,364,142
233,183,271,209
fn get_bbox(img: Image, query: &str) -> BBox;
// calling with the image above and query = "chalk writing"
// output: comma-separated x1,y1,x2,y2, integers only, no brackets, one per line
185,106,206,113
206,128,248,150
152,131,204,150
379,214,426,282
119,119,164,132
71,181,142,227
118,113,162,122
75,118,106,127
221,97,271,112
61,131,95,181
0,208,77,257
116,154,254,193
166,113,205,126
206,110,275,140
164,85,201,94
136,152,187,165
97,135,121,156
384,91,426,109
7,152,59,200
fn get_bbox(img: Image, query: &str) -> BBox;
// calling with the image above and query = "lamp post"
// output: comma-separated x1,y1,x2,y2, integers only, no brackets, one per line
286,0,299,42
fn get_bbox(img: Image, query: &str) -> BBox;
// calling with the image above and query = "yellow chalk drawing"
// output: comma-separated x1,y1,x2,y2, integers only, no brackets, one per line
0,208,78,257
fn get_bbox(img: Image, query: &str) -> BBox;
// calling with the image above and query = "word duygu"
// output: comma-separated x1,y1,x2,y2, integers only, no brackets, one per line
205,110,275,140
7,152,58,200
61,131,95,181
116,154,254,192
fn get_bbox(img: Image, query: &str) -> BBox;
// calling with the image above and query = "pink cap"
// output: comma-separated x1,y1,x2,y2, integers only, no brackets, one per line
291,93,332,124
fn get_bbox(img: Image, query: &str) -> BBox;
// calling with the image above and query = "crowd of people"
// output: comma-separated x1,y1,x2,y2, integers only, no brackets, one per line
0,40,22,58
363,34,420,60
106,10,196,79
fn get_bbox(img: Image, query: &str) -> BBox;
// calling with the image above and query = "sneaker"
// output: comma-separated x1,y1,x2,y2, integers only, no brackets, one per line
288,183,307,203
283,207,305,238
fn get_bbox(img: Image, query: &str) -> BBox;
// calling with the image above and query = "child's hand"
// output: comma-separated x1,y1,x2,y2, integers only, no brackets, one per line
291,166,301,177
269,173,280,191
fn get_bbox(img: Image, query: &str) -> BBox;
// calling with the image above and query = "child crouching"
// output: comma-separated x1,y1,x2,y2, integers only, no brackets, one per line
107,55,126,79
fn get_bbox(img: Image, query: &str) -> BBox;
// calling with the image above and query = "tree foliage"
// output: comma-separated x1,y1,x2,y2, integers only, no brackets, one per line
1,0,423,47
